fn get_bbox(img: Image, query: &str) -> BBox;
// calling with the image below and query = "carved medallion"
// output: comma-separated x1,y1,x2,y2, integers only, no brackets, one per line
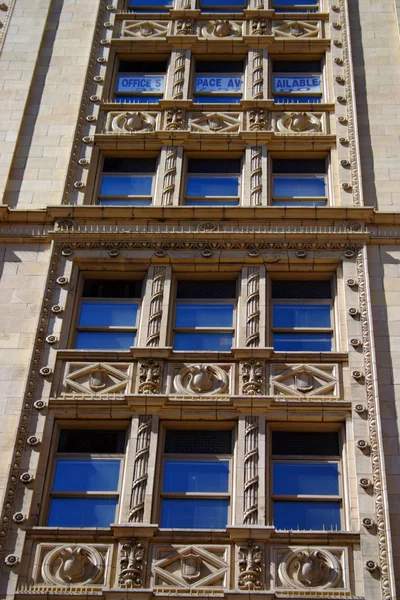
174,364,229,395
278,548,342,590
41,545,105,586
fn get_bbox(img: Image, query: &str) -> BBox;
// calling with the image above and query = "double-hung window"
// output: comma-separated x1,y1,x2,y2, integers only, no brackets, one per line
272,60,322,104
272,158,327,207
272,431,342,531
186,158,241,206
115,60,167,104
98,157,156,206
160,429,232,529
75,279,142,350
273,0,319,12
173,280,236,351
194,61,243,104
47,429,125,528
271,279,333,351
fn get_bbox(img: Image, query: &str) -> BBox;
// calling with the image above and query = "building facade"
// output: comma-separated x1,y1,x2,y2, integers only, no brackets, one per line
1,0,400,598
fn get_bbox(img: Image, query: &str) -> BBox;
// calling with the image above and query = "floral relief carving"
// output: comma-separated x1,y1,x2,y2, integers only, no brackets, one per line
165,108,185,130
272,20,320,38
138,360,162,394
275,112,322,133
63,362,130,396
189,112,241,133
107,111,156,133
238,542,263,590
173,364,229,395
153,545,228,588
201,20,242,38
277,548,342,590
248,109,267,131
121,20,169,38
41,545,105,586
118,539,146,588
241,359,264,395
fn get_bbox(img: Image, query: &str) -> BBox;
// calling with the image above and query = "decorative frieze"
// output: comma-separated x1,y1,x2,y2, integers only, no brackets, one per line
273,111,323,134
275,547,344,590
172,364,230,395
201,20,242,39
270,364,339,398
106,111,157,133
62,362,131,396
120,20,169,38
189,112,241,133
272,20,320,38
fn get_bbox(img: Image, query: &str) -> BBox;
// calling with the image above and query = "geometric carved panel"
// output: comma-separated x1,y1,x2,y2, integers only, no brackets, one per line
62,362,131,396
152,545,229,590
273,546,346,591
121,20,170,38
270,364,338,397
272,20,320,38
189,112,241,133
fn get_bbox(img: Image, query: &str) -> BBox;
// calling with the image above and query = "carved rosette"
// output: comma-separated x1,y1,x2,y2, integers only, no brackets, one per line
138,360,161,394
108,111,156,133
172,51,186,100
174,364,229,395
278,548,341,589
238,542,263,590
146,267,166,345
243,416,259,524
41,545,105,586
130,416,152,522
250,150,262,208
118,539,145,588
252,52,263,99
161,148,178,206
241,359,263,395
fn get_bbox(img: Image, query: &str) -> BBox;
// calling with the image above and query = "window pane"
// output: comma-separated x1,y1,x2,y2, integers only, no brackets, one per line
100,176,152,196
53,459,120,492
274,0,318,4
176,303,233,327
161,498,228,528
274,501,340,531
195,75,242,93
99,199,152,206
174,332,233,351
273,176,326,197
116,75,165,94
273,332,332,351
194,96,242,104
79,302,138,327
115,96,162,104
273,304,330,327
163,460,229,492
272,431,339,456
273,200,326,207
58,430,126,453
165,430,232,454
202,0,245,6
273,463,339,495
273,75,321,93
187,176,239,197
129,0,172,5
186,199,239,206
76,331,135,350
48,498,117,527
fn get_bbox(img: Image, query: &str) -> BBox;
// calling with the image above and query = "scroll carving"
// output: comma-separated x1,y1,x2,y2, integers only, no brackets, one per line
118,539,145,588
146,267,166,344
172,51,186,100
250,149,262,208
241,359,263,395
130,416,152,522
252,51,263,99
161,148,178,206
243,417,259,525
238,542,263,590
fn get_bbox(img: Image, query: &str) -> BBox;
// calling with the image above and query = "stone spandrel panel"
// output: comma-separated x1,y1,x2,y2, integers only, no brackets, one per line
270,363,340,398
58,361,132,397
168,363,233,396
151,545,229,591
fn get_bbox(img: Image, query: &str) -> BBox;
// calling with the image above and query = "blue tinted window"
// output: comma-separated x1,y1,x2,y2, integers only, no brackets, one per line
116,75,165,94
48,498,117,528
100,176,152,196
273,176,326,198
187,176,239,198
273,199,326,207
99,199,152,206
273,303,330,328
115,96,162,104
53,459,120,492
174,332,233,351
164,460,229,493
161,498,228,529
274,0,317,4
76,331,136,350
129,0,172,5
194,95,242,104
202,0,245,6
274,463,339,495
176,303,233,327
79,302,138,327
274,96,322,104
273,332,331,351
274,501,340,531
186,199,239,206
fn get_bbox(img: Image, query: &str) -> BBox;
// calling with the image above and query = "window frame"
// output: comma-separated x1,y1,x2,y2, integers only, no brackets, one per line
158,425,234,530
271,60,324,104
114,59,168,104
268,427,344,532
98,168,155,206
72,277,143,351
45,427,126,528
270,155,331,207
172,279,238,352
184,156,243,206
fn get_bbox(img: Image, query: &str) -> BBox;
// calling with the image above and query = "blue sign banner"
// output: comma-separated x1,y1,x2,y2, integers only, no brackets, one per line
195,75,242,93
116,75,165,93
273,75,321,93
